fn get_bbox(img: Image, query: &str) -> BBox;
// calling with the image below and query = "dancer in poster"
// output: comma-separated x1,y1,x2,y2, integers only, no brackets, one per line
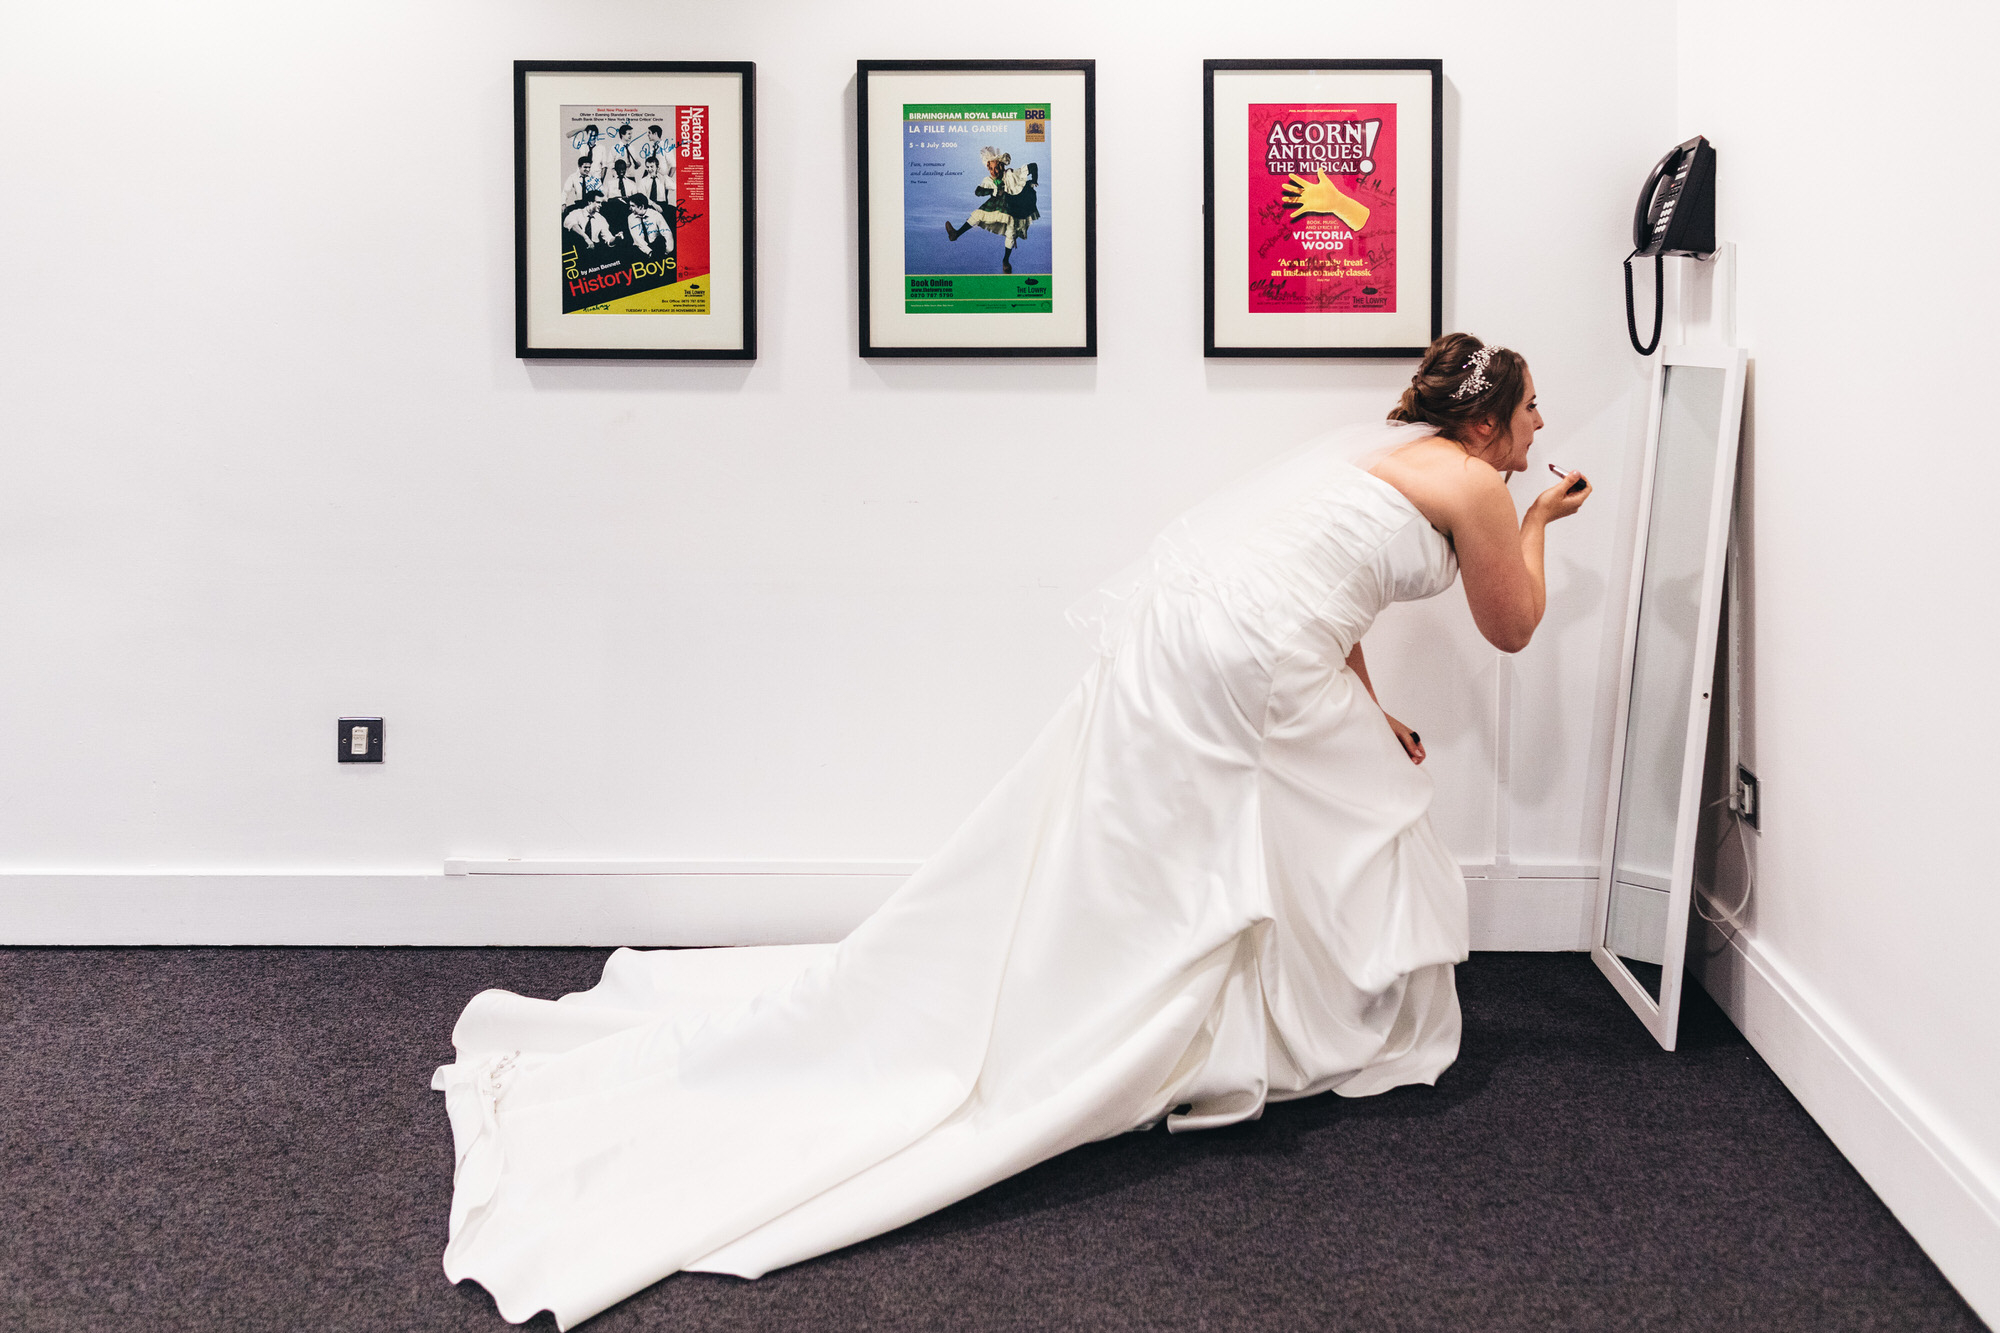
945,148,1040,274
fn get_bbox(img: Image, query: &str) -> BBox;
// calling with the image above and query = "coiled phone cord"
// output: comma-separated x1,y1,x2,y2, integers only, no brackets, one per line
1624,249,1665,356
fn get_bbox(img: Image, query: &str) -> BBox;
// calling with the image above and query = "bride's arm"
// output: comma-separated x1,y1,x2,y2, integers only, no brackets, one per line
1345,642,1379,702
1345,643,1426,764
1440,466,1590,653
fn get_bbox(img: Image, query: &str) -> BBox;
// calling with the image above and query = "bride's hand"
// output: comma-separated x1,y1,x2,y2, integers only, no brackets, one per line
1530,472,1592,522
1384,713,1426,765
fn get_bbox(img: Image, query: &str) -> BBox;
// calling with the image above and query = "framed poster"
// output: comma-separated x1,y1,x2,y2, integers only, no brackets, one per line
857,60,1096,358
514,61,755,359
1204,60,1441,358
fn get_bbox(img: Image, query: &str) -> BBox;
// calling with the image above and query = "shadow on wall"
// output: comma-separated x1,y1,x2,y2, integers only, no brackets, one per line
521,362,757,395
1519,550,1606,824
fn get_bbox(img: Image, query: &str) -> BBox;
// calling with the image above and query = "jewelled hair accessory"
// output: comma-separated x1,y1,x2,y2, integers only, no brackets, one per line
1451,347,1497,400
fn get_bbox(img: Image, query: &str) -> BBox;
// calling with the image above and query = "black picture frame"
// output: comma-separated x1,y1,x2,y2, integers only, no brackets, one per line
1203,59,1442,358
857,59,1096,358
514,60,757,360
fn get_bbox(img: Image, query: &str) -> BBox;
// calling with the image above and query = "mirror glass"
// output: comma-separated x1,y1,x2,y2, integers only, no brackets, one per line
1604,365,1726,999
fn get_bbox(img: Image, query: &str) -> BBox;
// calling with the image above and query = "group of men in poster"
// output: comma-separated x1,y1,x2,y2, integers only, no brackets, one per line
561,122,677,261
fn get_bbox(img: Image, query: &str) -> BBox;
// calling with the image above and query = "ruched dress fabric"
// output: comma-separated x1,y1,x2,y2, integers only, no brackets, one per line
432,458,1469,1329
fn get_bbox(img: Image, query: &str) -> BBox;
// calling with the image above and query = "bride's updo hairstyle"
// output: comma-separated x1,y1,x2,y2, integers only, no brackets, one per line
1388,332,1528,444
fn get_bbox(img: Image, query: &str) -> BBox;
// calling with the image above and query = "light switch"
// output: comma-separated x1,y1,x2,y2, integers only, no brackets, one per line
338,717,384,763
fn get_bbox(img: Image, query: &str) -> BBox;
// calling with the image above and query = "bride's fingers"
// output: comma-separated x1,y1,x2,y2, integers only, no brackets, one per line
1391,726,1424,764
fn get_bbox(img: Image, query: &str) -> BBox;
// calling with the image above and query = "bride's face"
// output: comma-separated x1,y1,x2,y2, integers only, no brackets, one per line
1487,371,1543,474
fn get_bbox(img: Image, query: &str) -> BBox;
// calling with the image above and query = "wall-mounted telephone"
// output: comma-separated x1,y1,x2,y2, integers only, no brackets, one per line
1625,136,1718,355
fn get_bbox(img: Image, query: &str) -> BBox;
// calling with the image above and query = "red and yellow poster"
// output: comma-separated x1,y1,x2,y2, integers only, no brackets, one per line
1247,104,1396,314
558,103,710,315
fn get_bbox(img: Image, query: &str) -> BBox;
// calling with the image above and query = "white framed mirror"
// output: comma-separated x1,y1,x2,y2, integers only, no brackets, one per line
1591,342,1747,1050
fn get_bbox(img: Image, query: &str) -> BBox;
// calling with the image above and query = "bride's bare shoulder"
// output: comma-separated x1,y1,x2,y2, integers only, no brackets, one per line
1366,440,1508,530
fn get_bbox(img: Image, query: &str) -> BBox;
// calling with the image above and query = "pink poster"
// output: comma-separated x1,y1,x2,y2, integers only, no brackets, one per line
1247,103,1396,314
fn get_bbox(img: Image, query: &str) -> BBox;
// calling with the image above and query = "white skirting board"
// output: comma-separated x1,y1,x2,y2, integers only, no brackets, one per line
1690,906,2000,1326
0,862,1597,950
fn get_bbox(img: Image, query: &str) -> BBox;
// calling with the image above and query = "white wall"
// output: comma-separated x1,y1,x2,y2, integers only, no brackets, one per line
0,0,1669,875
1677,1,2000,1318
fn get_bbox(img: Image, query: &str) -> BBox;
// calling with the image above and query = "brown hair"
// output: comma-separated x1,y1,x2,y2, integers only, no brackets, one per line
1388,332,1529,442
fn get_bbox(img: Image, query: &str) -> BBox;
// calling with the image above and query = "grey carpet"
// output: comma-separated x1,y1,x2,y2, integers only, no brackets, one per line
0,948,1982,1332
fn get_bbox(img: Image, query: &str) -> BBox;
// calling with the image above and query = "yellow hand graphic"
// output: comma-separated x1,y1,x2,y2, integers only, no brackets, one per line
1280,171,1370,230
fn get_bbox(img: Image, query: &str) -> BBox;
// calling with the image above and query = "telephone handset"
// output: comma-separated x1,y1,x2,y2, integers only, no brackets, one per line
1625,136,1718,355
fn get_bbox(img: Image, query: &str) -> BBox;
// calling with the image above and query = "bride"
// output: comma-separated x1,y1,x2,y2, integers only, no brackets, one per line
433,333,1592,1328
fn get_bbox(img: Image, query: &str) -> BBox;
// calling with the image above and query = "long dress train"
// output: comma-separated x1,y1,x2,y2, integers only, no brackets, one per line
432,427,1470,1328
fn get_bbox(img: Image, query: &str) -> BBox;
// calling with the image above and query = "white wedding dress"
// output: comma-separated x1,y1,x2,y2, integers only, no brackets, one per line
433,424,1470,1328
